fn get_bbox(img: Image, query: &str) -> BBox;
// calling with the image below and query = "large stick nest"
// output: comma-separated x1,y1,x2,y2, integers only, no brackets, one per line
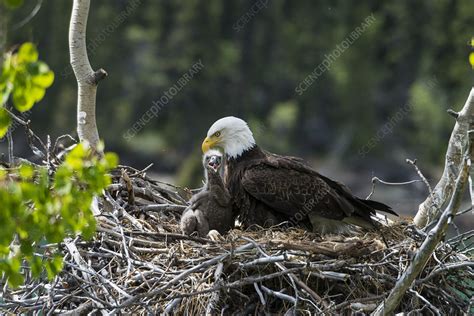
1,166,473,315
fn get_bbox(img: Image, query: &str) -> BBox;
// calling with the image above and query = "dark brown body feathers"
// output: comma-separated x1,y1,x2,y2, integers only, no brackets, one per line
226,146,397,232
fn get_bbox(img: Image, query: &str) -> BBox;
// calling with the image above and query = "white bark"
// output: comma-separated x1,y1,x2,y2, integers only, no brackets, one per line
69,0,107,150
371,131,473,316
414,87,474,227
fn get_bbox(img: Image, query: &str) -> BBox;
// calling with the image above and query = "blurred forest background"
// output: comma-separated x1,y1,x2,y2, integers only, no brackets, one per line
1,0,473,228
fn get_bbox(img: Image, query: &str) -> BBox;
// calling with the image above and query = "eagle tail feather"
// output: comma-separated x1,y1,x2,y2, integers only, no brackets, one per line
359,199,398,216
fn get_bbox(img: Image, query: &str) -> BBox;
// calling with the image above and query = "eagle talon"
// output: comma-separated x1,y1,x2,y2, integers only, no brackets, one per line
207,229,224,241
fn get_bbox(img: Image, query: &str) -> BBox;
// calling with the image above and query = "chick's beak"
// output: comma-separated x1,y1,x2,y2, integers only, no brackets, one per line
201,136,216,153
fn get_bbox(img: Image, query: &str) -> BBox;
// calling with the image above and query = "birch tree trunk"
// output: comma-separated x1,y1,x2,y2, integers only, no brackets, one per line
414,87,474,227
69,0,107,150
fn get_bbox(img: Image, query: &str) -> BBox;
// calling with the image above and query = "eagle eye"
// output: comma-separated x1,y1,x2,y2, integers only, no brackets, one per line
214,131,221,137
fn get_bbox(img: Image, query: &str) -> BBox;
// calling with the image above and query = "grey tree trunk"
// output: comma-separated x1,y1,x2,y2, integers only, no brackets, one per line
414,87,474,227
69,0,107,151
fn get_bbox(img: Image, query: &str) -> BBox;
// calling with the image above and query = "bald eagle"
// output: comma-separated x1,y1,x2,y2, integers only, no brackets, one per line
201,116,397,234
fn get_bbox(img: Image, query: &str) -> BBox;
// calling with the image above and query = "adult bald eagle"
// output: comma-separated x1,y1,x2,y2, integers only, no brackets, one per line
201,116,397,234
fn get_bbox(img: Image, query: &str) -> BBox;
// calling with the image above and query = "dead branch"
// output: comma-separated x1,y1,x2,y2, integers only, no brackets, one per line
414,87,474,227
371,131,473,316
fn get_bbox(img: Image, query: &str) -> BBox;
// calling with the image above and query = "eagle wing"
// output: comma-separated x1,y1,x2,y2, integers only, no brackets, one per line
241,163,359,221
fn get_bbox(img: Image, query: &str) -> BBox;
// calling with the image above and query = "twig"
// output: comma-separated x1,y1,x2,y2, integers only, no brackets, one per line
117,243,255,308
406,159,434,196
415,262,474,284
242,236,329,309
260,285,296,304
12,0,43,30
240,255,286,268
164,298,181,314
157,267,305,303
330,294,387,312
129,163,153,177
206,262,224,315
406,158,436,223
253,283,266,306
447,108,459,118
58,301,93,316
408,289,441,316
140,204,187,213
121,169,135,206
6,129,13,165
366,176,421,199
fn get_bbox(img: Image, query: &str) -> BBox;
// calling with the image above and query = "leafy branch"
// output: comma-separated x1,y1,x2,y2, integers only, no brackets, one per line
0,42,54,137
0,144,117,287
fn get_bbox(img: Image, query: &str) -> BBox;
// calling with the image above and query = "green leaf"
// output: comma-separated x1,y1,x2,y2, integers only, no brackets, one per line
28,62,55,89
4,0,24,9
65,144,87,169
45,255,63,280
17,43,38,63
0,107,11,138
104,152,119,168
30,85,46,102
32,71,54,88
7,269,24,288
4,257,24,288
30,255,42,278
12,87,35,112
19,237,33,254
19,164,35,180
0,168,7,179
0,68,10,89
0,245,9,255
82,220,96,240
0,91,7,105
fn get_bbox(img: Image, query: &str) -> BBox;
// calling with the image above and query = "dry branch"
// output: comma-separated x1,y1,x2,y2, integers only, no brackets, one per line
414,87,474,227
372,131,474,316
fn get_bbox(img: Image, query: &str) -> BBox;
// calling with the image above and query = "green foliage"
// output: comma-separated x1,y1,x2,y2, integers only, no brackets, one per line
3,0,23,9
176,146,205,188
0,42,54,137
268,101,298,132
259,101,299,153
409,79,449,163
0,107,11,136
5,1,474,174
0,144,118,287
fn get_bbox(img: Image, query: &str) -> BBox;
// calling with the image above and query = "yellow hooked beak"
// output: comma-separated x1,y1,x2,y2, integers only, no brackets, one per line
201,136,219,153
